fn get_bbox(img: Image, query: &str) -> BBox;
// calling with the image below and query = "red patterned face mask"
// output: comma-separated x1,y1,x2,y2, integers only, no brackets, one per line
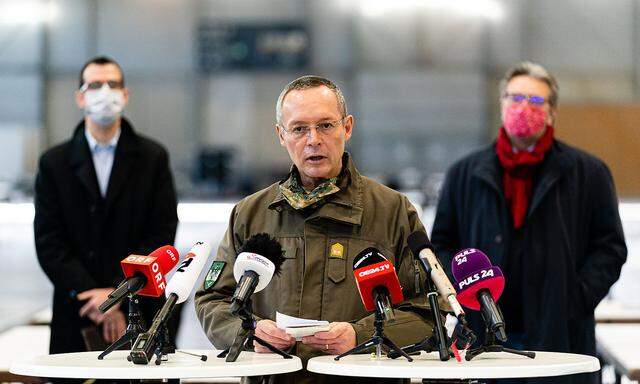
503,103,547,138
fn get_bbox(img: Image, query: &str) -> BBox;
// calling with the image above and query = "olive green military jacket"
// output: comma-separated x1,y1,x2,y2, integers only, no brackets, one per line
195,154,435,384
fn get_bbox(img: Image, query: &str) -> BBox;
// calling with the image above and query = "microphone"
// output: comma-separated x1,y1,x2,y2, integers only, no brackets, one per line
407,231,466,320
352,247,403,322
99,245,180,313
130,241,212,364
229,233,286,316
451,248,507,342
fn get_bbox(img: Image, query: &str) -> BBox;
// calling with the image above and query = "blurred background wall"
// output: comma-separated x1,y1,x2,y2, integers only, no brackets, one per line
0,0,638,200
2,3,640,379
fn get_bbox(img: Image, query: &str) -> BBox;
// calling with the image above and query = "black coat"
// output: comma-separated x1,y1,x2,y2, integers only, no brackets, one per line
34,119,178,354
431,140,626,384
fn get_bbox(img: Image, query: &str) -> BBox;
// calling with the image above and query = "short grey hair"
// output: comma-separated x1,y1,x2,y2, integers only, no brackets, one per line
500,61,559,109
275,75,347,124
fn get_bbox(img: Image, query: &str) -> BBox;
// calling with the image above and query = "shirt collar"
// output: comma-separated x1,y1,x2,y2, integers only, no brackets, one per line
511,143,536,153
269,152,361,210
85,127,120,153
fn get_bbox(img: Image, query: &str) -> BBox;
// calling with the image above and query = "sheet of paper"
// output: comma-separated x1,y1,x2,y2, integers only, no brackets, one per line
284,325,331,340
276,311,329,329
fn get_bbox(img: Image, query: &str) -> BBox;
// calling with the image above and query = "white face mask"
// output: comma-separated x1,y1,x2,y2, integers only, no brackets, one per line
83,84,125,127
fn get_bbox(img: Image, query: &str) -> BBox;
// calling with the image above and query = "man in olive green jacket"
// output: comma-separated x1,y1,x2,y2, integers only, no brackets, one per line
195,75,435,384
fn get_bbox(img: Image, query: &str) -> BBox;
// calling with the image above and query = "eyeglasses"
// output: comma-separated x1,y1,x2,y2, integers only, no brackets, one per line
503,92,547,106
279,118,345,139
80,80,124,92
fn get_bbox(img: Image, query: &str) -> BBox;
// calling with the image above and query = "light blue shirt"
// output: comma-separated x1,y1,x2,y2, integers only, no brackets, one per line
85,128,120,198
512,143,536,153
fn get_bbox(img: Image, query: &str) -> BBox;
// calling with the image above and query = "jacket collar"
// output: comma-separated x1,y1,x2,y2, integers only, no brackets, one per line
472,140,574,219
527,141,574,218
69,118,139,207
472,145,504,198
269,152,364,226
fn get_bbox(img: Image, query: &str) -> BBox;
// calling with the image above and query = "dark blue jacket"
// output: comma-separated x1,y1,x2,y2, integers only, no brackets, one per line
432,140,627,384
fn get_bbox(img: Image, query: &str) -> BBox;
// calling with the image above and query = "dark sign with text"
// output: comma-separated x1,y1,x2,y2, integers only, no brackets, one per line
198,22,310,71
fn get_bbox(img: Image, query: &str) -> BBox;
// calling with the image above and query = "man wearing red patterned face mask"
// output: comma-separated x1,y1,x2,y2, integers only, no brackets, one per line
500,73,555,150
496,72,557,229
432,62,626,384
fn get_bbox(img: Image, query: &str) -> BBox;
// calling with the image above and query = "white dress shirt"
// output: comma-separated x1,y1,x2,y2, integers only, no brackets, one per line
85,127,120,198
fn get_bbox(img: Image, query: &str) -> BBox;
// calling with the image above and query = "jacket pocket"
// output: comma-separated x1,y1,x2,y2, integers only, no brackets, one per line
282,242,298,260
270,236,303,317
322,238,385,322
327,238,348,284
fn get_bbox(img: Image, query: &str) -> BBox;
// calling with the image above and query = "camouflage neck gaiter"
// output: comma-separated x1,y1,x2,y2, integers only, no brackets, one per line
279,171,340,210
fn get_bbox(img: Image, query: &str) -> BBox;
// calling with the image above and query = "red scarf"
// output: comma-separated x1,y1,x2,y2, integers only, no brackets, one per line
495,126,555,229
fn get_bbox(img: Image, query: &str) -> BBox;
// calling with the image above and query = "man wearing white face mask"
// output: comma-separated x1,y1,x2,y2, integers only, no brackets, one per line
431,62,626,384
34,56,179,367
81,77,127,128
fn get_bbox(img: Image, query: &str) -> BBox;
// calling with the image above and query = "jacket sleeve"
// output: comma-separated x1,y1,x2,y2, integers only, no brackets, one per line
578,161,627,311
194,205,265,349
34,155,98,296
135,148,178,256
350,196,436,347
431,165,461,278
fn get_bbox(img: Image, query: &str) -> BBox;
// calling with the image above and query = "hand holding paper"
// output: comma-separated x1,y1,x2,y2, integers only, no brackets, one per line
276,311,330,340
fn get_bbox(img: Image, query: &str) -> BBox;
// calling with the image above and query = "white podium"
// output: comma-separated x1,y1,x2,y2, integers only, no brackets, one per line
10,350,302,380
308,351,600,380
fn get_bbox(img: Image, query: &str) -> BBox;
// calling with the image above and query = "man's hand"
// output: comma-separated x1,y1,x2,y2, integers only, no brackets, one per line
301,322,356,355
102,310,126,343
77,288,117,324
253,320,296,353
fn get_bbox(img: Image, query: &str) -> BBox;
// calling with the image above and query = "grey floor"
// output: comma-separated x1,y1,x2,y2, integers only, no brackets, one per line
1,202,639,350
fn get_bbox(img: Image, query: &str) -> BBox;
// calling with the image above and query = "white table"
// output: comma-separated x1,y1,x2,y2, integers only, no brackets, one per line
27,308,52,326
595,300,640,323
596,323,640,381
308,351,600,380
10,350,302,380
0,325,49,383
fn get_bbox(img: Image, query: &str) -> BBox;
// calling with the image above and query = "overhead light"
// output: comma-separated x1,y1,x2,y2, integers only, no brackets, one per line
358,0,422,18
0,0,58,26
359,0,505,22
426,0,505,22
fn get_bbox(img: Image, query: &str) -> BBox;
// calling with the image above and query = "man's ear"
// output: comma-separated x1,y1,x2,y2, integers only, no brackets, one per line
275,125,286,146
122,87,130,106
75,90,85,109
547,108,557,126
343,115,354,142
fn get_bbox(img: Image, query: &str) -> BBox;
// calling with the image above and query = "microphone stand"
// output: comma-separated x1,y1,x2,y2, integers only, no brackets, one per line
390,276,453,361
217,297,293,362
129,323,174,365
335,300,413,362
129,293,207,366
464,327,536,361
130,323,206,366
98,294,145,359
